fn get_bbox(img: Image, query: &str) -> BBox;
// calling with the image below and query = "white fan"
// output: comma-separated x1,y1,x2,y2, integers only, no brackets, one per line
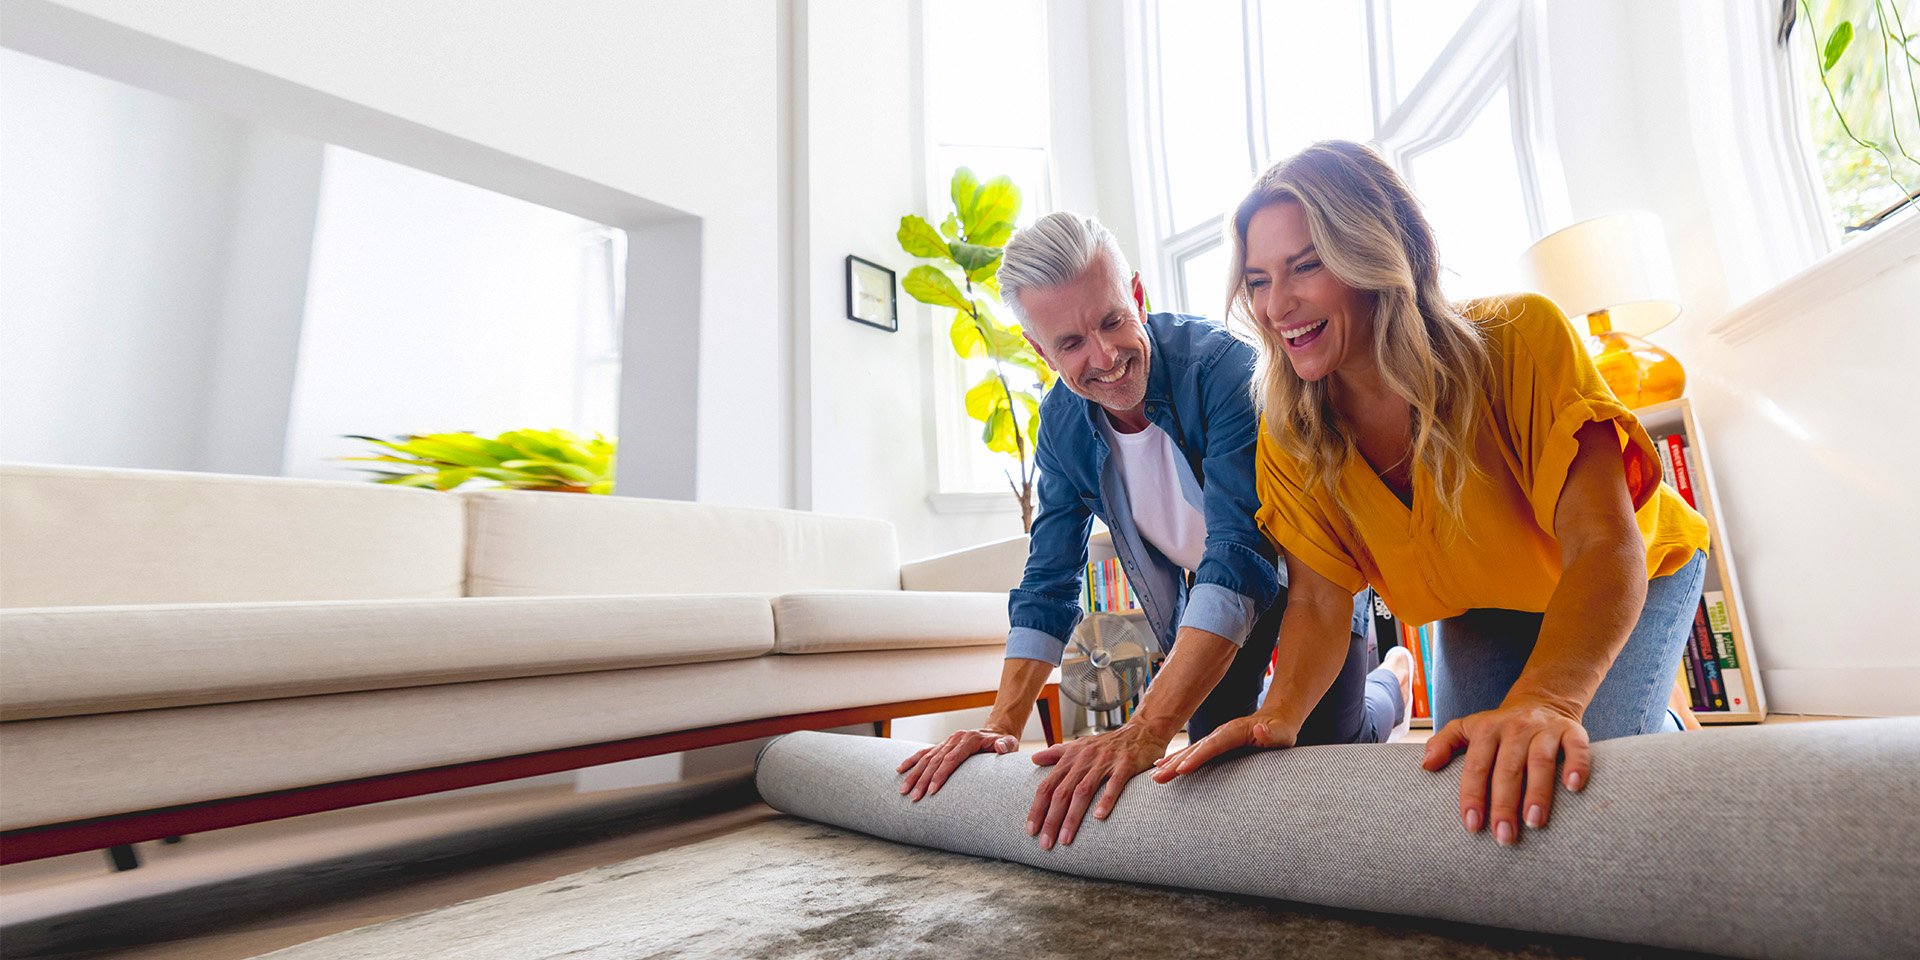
1060,613,1156,728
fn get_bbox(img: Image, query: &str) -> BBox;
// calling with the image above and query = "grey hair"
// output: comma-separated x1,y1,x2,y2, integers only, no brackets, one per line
997,211,1133,323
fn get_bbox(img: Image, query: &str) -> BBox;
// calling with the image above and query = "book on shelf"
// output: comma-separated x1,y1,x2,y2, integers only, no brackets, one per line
1399,623,1433,721
1418,624,1435,720
1654,434,1679,489
1081,557,1140,614
1687,602,1728,711
1702,591,1749,713
1660,433,1699,509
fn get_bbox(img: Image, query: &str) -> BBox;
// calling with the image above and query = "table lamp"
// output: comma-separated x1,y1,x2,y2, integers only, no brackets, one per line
1517,211,1685,408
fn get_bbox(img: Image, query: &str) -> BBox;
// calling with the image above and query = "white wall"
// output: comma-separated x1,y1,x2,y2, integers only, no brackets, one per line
282,147,610,481
12,0,787,507
0,48,318,471
1541,0,1920,716
794,0,1027,559
199,126,325,475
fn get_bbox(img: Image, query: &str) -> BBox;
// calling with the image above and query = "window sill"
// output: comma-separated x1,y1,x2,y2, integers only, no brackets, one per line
1708,209,1920,345
927,491,1019,515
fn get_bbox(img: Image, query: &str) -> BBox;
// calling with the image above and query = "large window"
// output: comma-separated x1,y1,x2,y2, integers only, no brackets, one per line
1787,0,1920,236
924,0,1054,496
1141,0,1552,322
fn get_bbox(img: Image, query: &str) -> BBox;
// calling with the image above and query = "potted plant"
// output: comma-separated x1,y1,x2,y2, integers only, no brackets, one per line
897,168,1053,530
341,428,615,494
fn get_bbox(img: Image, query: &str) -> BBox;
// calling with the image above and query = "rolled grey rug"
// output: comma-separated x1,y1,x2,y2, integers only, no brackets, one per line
756,717,1919,960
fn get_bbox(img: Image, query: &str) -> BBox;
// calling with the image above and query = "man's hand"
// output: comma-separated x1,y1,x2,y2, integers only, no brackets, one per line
1149,712,1297,783
1421,698,1591,845
897,728,1020,801
1026,722,1171,849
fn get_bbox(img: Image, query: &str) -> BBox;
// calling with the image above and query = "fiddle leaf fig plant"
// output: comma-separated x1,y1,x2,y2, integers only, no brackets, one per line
899,167,1051,531
341,428,615,494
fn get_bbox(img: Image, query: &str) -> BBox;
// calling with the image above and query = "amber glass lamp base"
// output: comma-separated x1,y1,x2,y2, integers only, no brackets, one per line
1584,313,1684,408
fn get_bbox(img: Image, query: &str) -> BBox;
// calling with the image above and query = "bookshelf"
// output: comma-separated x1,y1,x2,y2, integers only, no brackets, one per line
1085,529,1147,623
1632,397,1767,724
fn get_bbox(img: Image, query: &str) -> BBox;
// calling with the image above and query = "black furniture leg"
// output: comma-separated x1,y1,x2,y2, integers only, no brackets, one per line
106,844,140,871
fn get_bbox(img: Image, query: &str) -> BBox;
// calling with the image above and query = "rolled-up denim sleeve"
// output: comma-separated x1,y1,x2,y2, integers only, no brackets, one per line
1005,626,1069,665
1005,414,1093,665
1182,339,1281,644
1178,581,1260,648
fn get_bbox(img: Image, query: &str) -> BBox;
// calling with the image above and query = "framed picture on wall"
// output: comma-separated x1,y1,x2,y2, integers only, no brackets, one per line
845,255,898,332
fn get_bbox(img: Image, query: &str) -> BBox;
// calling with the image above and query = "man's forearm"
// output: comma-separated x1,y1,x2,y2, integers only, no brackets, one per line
986,657,1057,736
1128,627,1239,743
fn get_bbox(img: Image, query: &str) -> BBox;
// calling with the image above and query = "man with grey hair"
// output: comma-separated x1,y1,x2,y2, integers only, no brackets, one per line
896,211,1409,851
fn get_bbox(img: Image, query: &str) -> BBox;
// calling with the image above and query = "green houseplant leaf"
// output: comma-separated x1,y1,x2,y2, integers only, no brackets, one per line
967,176,1021,244
893,165,1043,531
947,241,1003,279
950,311,988,359
898,215,950,260
1824,19,1854,71
1017,390,1042,448
950,167,982,229
981,407,1020,455
902,265,970,310
340,429,615,494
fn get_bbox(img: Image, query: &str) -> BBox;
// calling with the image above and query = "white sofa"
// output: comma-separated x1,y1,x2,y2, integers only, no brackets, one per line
0,463,1045,861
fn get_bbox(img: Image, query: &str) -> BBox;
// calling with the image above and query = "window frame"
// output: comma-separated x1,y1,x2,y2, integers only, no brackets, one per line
921,1,1058,501
1138,0,1566,318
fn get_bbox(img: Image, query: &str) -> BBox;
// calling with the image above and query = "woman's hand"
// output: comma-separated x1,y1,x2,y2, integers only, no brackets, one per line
897,728,1020,801
1149,713,1298,783
1025,722,1171,849
1421,698,1591,845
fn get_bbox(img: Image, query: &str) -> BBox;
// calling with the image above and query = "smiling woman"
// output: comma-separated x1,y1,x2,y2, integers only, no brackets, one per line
1154,141,1713,856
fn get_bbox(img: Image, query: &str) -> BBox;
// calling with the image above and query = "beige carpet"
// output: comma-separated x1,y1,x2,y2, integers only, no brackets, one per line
248,816,1720,960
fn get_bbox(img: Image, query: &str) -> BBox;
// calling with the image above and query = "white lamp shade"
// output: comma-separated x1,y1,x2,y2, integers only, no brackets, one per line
1517,211,1681,336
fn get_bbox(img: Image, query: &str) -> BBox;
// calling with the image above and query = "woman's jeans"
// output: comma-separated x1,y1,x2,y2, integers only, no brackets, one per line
1428,550,1708,740
1188,585,1404,745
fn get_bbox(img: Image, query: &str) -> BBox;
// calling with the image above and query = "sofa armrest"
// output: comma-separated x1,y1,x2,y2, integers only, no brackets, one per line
899,536,1029,593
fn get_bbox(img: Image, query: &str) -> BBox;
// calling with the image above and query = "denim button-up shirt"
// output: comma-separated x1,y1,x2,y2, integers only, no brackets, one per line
1007,312,1365,666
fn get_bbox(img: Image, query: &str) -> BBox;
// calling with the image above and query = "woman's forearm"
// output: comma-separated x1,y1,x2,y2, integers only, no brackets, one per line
1506,539,1646,715
1130,627,1239,743
1253,597,1354,737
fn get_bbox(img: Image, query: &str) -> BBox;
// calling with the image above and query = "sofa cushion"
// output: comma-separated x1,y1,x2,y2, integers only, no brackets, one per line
0,463,465,608
0,646,1012,831
462,490,902,596
0,595,773,721
771,591,1009,655
899,536,1029,593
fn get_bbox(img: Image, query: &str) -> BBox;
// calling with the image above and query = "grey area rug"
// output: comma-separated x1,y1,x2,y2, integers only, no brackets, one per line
253,816,1717,960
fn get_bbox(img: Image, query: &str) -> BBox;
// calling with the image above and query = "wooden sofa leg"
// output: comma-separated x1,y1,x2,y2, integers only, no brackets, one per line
106,844,140,871
873,719,892,738
1037,683,1064,746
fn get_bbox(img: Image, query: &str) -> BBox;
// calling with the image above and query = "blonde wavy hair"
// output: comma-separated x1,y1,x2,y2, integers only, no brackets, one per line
1228,140,1491,528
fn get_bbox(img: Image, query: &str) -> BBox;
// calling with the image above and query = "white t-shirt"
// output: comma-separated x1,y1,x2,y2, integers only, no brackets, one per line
1101,414,1208,572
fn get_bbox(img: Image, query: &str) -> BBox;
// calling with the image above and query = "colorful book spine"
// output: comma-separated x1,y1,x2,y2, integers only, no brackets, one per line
1082,558,1140,613
1690,602,1727,711
1665,434,1698,508
1702,590,1747,713
1655,435,1678,490
1681,641,1705,710
1421,624,1437,719
1401,624,1429,719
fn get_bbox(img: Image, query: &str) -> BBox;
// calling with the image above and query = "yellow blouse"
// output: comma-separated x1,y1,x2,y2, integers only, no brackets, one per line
1254,292,1710,626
